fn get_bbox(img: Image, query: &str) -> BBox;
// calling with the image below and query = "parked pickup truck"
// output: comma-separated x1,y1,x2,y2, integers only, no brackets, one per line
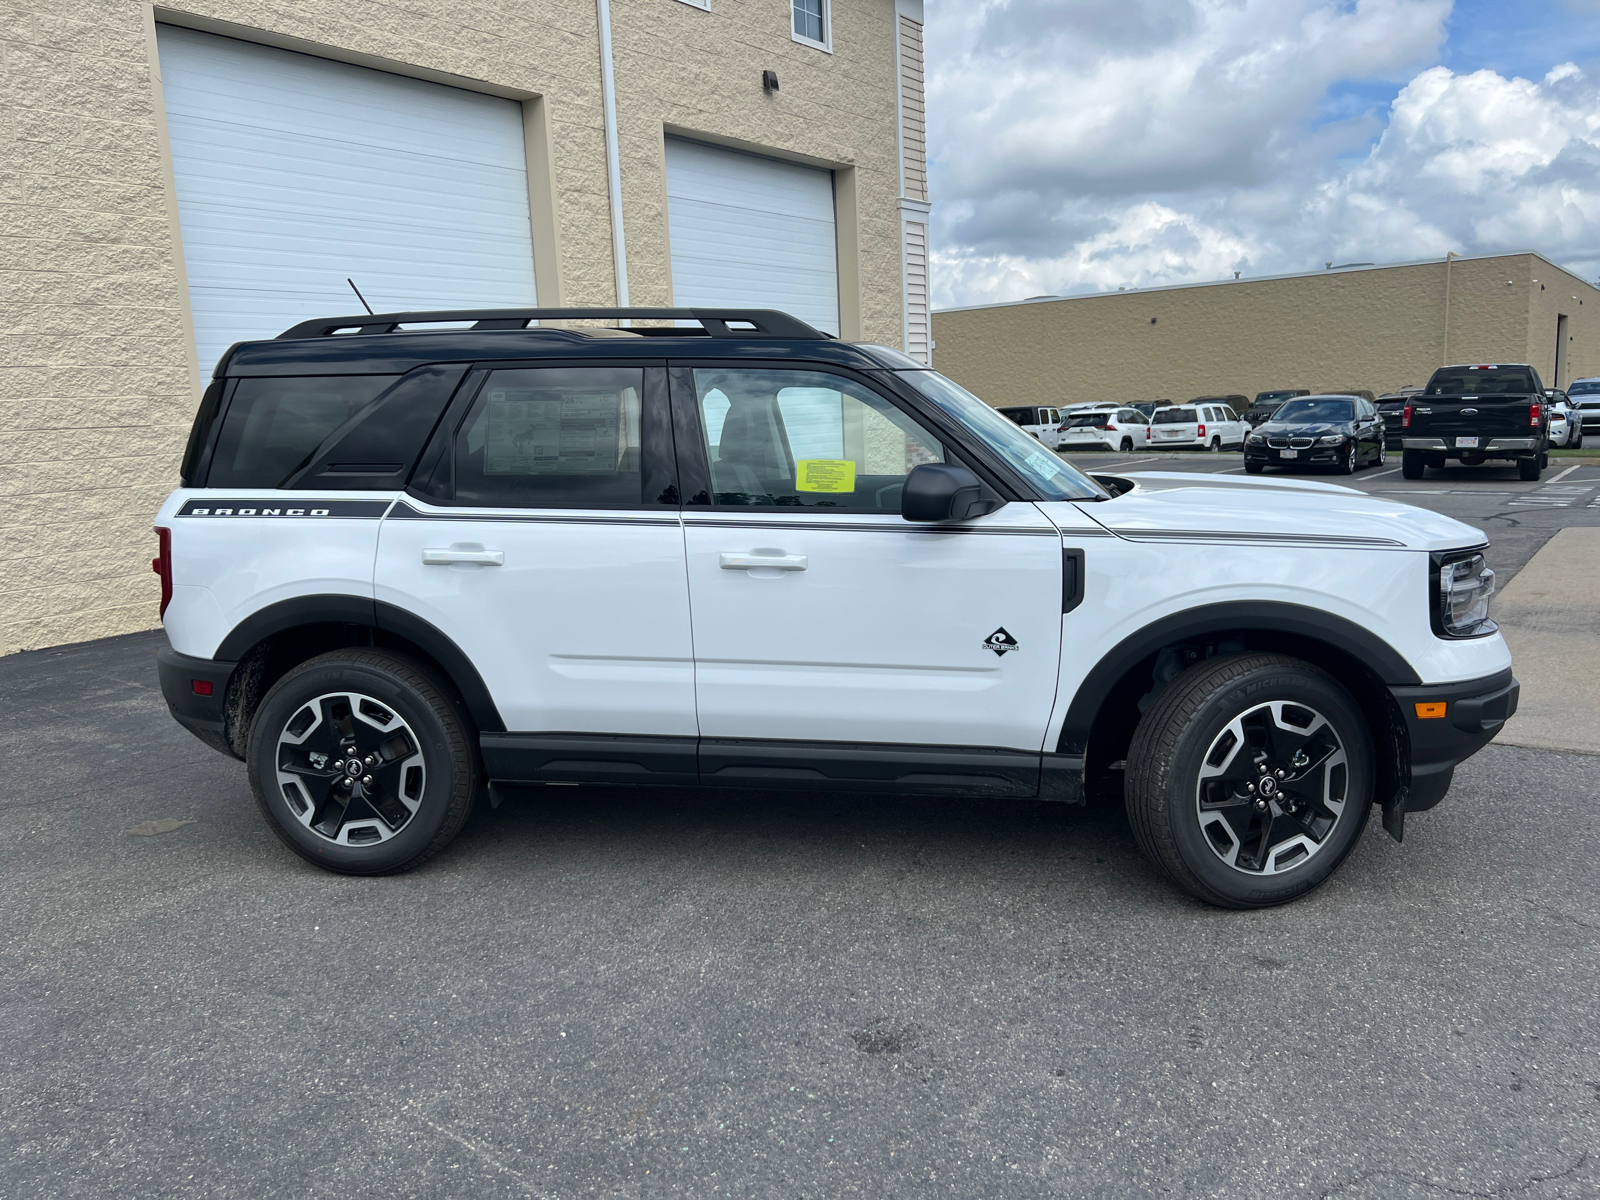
1401,364,1550,481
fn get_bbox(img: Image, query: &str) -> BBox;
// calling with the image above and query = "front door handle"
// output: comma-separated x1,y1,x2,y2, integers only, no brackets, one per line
720,551,808,571
422,544,504,566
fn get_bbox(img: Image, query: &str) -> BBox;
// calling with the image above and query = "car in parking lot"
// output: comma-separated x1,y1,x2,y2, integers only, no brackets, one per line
996,404,1064,449
1569,377,1600,435
153,304,1517,909
1545,390,1583,448
1148,401,1248,450
1376,389,1423,449
1244,395,1387,474
1246,389,1310,427
1056,405,1152,452
1401,363,1550,480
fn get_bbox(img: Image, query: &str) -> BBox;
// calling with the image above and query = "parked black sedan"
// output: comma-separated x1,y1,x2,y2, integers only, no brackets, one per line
1243,395,1387,474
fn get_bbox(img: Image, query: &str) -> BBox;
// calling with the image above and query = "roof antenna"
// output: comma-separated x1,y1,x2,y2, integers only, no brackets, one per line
347,278,374,315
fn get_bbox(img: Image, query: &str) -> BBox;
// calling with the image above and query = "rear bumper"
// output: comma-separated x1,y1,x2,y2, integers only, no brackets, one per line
1389,668,1519,812
1401,436,1538,454
157,644,240,758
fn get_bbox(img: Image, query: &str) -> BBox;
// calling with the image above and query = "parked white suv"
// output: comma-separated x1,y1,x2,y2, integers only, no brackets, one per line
995,404,1064,449
1148,402,1248,450
154,307,1517,908
1057,405,1152,452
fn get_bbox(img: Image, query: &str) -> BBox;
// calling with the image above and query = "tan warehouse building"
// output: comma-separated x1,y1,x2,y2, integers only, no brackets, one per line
2,0,932,653
931,252,1600,412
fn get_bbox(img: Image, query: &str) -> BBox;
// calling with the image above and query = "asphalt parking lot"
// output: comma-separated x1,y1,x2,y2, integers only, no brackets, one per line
4,458,1598,1199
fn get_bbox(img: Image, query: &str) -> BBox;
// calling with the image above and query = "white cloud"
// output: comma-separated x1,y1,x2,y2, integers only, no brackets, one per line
927,0,1600,307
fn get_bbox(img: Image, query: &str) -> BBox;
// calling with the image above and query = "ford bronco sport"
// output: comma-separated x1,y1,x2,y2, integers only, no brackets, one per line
155,307,1518,908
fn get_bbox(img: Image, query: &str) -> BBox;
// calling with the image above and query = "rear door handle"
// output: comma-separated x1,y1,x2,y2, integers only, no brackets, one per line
422,545,504,566
720,551,808,571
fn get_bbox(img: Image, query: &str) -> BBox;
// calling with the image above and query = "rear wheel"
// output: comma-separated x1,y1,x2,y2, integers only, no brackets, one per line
1120,437,1134,452
247,650,479,875
1519,455,1543,481
1401,449,1425,479
1539,449,1549,469
1209,436,1222,452
1125,654,1373,908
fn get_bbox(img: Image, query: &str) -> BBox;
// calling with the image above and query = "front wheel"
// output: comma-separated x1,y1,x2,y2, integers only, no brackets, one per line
1335,443,1356,474
1125,653,1373,908
1245,462,1265,474
246,650,480,875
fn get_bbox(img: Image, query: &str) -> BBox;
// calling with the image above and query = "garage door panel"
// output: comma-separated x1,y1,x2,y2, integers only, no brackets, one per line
157,25,536,372
664,138,839,336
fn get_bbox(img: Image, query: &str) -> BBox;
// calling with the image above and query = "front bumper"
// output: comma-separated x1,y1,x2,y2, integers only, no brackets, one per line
1244,441,1347,465
157,644,239,758
1389,668,1519,815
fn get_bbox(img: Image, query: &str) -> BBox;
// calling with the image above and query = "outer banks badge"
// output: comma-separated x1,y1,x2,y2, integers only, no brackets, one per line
983,628,1020,657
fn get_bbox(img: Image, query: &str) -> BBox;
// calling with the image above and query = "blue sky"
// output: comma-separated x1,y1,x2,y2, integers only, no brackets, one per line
927,0,1600,307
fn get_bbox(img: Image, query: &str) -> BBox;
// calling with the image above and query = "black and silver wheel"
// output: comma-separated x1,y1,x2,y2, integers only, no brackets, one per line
1208,436,1222,452
247,650,479,875
1125,654,1372,908
1335,443,1356,474
1376,440,1387,466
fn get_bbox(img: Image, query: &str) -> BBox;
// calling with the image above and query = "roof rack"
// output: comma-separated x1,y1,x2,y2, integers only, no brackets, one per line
276,307,828,341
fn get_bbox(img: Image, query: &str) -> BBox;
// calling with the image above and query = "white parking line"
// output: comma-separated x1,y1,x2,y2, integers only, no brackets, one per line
1363,466,1403,480
1544,463,1583,485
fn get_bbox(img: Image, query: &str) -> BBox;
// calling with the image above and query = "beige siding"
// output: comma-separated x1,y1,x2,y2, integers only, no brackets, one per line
931,254,1600,410
897,14,926,203
0,0,907,653
904,220,929,362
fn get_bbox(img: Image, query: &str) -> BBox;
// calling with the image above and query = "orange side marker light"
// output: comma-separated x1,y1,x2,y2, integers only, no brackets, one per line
1414,702,1447,719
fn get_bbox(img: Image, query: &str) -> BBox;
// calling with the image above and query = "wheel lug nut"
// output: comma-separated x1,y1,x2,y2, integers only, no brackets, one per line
1275,769,1286,779
365,756,375,766
361,775,373,786
1255,799,1268,810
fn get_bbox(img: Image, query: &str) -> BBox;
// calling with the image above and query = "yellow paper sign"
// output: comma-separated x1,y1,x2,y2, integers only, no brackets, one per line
795,459,857,493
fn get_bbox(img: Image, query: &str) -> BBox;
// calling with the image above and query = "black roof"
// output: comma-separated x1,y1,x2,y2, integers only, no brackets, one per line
220,307,922,377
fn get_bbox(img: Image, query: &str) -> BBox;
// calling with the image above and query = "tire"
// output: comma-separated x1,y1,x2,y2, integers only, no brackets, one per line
1245,462,1265,474
1120,437,1133,452
1519,455,1542,481
1575,430,1584,449
1335,443,1355,474
1125,653,1374,909
1539,449,1549,469
1401,449,1425,479
246,650,480,875
1209,437,1222,452
1376,440,1387,466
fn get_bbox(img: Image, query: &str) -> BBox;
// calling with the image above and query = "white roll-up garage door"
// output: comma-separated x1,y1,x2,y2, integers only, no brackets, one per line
664,139,839,336
156,26,537,372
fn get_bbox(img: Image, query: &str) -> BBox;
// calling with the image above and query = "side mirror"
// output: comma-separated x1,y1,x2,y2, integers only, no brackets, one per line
902,463,1002,523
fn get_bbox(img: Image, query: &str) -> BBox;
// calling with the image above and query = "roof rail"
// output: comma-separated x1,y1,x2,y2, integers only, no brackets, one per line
276,307,828,341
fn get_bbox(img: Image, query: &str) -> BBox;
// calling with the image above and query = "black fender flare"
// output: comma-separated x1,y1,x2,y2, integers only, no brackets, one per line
1055,600,1421,756
213,594,505,732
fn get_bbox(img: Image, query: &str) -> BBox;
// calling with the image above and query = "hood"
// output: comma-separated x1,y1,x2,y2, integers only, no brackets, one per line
1077,471,1486,552
1257,420,1352,436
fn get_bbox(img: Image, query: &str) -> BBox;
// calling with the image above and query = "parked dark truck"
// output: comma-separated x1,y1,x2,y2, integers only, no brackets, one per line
1401,364,1550,481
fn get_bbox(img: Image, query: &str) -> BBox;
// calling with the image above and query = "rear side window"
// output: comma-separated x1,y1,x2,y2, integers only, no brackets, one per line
453,367,644,508
1153,408,1196,424
996,407,1033,426
207,376,399,488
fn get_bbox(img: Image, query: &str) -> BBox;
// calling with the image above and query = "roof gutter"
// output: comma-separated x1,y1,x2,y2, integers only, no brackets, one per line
596,0,630,306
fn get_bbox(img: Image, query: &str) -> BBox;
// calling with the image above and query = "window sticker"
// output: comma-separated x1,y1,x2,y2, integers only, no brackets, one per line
1024,450,1064,480
483,389,621,475
795,459,857,493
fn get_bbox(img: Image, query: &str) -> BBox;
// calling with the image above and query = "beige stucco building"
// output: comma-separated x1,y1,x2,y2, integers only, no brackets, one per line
2,0,930,654
932,252,1600,411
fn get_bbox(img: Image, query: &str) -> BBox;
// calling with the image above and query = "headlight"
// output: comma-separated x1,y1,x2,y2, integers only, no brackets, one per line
1432,550,1497,638
1317,434,1347,445
1246,433,1265,444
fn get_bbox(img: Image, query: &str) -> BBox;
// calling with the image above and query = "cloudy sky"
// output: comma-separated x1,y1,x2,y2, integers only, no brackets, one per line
925,0,1600,309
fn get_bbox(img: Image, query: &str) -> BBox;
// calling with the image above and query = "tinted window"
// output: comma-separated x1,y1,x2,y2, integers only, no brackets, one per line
695,368,943,510
208,376,399,488
453,368,644,507
1276,398,1354,423
1568,381,1600,396
1425,366,1540,396
1153,408,1197,424
996,407,1034,426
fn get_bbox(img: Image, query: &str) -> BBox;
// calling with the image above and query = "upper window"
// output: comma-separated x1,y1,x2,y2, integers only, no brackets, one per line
452,368,644,508
792,0,829,49
1153,408,1197,425
693,368,942,511
1276,398,1354,423
207,375,399,488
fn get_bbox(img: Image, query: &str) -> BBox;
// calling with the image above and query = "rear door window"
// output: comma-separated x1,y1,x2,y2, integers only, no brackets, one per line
1153,408,1196,424
207,375,400,488
1425,366,1540,397
451,367,646,507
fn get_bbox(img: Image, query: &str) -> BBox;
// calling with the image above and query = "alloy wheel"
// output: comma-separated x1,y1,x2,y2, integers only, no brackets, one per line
275,692,427,846
1194,700,1349,875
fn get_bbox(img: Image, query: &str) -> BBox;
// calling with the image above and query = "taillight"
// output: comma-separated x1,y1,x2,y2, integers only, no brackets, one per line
1197,423,1206,437
1529,403,1541,427
1402,405,1413,428
153,527,173,619
1094,423,1113,431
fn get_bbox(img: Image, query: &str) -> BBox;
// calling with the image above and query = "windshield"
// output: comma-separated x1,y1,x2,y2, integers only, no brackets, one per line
1152,408,1197,424
1569,380,1600,397
1255,391,1299,403
1425,366,1539,397
898,371,1107,501
996,407,1037,426
1275,398,1354,423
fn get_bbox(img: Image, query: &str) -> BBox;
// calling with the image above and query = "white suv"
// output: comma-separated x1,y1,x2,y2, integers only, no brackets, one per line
154,306,1517,908
1149,402,1248,450
995,404,1064,449
1057,405,1152,452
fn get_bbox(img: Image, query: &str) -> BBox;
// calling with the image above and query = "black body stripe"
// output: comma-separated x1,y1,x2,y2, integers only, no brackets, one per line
177,499,391,519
